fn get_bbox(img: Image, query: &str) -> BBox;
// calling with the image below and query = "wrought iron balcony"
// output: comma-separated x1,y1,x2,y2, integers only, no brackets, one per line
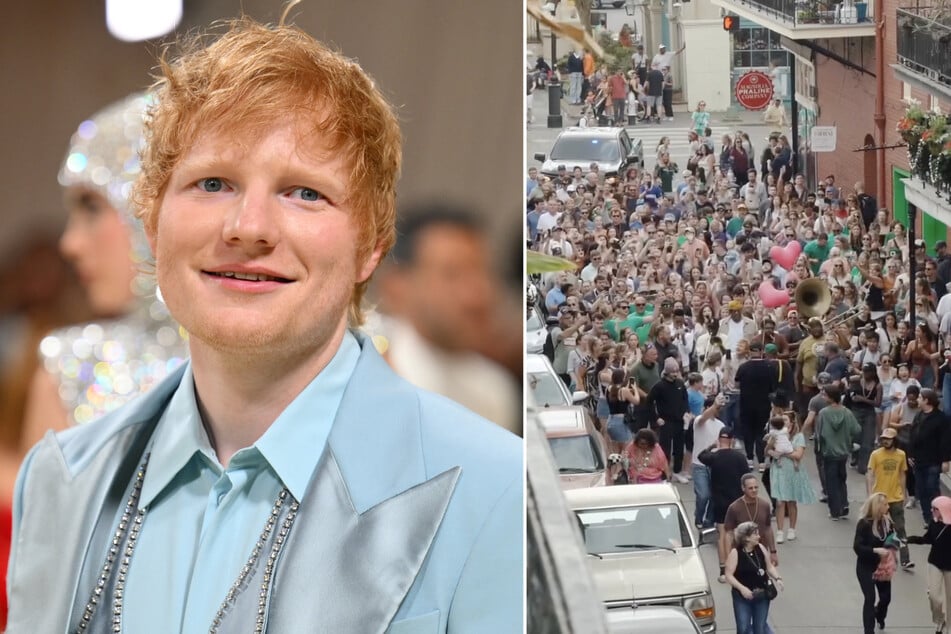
710,0,875,39
896,7,951,91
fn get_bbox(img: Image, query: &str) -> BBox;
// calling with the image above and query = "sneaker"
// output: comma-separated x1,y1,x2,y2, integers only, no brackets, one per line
776,530,784,544
843,506,850,516
902,561,916,571
758,463,766,473
906,497,917,509
748,459,756,469
820,495,828,503
786,528,796,541
717,574,727,584
672,473,689,484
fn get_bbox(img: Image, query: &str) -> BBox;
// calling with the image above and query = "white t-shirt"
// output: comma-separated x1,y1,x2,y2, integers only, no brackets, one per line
726,319,745,353
701,367,722,397
852,348,882,368
652,51,674,69
692,416,725,466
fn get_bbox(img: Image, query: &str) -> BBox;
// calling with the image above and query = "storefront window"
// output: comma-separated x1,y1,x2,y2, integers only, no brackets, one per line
731,20,792,104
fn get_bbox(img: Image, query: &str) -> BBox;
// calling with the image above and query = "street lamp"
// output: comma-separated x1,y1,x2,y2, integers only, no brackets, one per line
543,2,563,128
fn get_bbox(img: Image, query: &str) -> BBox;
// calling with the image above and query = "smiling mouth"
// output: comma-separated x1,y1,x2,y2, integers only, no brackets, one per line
205,271,292,283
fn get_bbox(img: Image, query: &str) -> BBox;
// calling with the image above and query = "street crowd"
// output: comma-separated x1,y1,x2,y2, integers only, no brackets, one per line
527,119,951,633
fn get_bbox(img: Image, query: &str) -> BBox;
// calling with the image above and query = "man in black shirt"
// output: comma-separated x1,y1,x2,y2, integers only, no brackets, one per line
647,357,689,481
909,389,951,526
646,64,664,124
735,342,778,470
698,427,751,582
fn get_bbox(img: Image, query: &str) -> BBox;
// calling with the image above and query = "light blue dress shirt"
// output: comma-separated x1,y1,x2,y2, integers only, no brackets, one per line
121,332,360,632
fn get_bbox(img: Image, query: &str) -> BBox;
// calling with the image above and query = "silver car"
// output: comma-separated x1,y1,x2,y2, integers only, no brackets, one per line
534,127,643,178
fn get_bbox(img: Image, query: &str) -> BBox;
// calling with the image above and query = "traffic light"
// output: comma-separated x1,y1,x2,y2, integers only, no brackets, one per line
723,14,740,31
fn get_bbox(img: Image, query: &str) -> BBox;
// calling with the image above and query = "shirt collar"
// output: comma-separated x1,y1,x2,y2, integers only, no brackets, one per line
140,330,362,506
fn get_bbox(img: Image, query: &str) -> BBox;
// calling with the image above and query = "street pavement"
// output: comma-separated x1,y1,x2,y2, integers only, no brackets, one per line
675,446,938,633
526,85,773,178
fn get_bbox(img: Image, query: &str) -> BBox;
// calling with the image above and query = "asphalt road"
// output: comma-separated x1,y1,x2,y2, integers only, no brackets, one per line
676,445,939,633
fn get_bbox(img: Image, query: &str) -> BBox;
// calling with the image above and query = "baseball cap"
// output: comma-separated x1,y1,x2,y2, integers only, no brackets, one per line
663,357,680,374
862,362,877,372
915,239,926,247
728,299,743,311
880,427,898,440
659,43,667,49
718,428,735,439
664,213,676,222
765,343,779,355
566,184,577,192
817,371,833,385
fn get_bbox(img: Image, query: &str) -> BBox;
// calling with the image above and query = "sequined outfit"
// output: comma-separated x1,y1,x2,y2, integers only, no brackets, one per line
41,93,188,425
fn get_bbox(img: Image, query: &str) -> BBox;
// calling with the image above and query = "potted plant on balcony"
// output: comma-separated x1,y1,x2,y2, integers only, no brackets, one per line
898,101,951,199
796,1,821,23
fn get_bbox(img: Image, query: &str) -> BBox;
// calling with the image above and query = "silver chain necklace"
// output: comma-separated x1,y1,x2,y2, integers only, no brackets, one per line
75,453,301,633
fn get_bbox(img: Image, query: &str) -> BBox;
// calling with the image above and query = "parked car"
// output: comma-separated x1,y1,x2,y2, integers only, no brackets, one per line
526,306,549,354
537,406,606,489
526,353,588,408
564,484,717,633
533,127,643,179
606,605,704,634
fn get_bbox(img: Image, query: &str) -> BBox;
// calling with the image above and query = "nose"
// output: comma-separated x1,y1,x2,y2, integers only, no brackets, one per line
222,186,280,250
59,213,87,264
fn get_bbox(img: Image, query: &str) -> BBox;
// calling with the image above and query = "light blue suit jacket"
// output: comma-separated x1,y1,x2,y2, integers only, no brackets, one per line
7,334,524,633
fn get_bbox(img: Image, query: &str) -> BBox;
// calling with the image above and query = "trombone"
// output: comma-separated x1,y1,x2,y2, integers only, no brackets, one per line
793,278,862,331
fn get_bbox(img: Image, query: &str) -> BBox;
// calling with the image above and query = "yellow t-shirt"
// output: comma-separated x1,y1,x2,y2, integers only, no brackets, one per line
797,335,821,387
868,447,908,504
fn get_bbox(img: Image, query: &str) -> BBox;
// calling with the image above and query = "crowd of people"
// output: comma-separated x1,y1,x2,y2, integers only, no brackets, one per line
527,111,951,630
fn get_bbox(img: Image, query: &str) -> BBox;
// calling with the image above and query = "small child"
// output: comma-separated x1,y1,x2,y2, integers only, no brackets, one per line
765,414,798,470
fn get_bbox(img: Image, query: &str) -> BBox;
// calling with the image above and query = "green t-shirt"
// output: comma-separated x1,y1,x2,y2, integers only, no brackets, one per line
803,239,831,275
726,216,743,237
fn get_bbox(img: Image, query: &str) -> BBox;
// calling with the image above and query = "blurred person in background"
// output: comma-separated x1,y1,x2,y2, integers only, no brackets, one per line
19,93,190,445
375,205,521,434
0,93,189,630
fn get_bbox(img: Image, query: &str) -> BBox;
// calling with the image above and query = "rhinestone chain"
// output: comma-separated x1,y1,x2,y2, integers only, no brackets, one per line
75,454,150,634
75,454,300,634
209,489,300,634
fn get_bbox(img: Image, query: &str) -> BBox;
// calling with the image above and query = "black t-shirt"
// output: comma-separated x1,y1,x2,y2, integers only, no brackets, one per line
735,358,776,411
698,448,750,511
647,70,664,96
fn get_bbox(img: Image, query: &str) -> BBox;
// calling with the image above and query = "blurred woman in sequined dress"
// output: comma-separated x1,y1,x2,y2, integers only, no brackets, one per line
18,93,188,449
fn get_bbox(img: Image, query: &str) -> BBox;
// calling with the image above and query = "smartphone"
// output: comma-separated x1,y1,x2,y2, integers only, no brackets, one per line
725,349,733,360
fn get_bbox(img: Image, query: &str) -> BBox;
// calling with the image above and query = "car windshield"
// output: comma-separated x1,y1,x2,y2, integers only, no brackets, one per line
526,310,544,331
528,371,570,407
550,136,620,163
576,503,692,554
549,435,604,473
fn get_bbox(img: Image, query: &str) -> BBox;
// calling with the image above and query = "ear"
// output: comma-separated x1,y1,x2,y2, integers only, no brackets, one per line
357,245,385,284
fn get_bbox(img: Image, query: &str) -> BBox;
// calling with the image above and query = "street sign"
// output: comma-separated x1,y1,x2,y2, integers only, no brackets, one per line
734,71,774,111
811,126,837,152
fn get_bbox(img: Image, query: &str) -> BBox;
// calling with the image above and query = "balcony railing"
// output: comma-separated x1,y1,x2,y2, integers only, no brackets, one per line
897,7,951,89
727,0,874,26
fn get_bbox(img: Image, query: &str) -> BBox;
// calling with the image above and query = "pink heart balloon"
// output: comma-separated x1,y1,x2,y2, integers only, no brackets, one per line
769,240,801,270
758,280,791,308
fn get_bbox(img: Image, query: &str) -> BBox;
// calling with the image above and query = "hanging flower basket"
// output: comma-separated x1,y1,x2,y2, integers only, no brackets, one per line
898,103,951,198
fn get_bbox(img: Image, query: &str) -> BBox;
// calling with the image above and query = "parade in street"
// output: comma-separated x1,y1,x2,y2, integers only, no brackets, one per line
527,1,951,631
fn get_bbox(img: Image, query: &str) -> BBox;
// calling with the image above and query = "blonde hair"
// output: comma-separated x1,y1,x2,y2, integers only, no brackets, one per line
134,16,402,325
859,492,890,534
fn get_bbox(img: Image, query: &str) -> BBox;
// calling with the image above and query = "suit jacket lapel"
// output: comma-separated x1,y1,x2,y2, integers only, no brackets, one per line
265,334,460,632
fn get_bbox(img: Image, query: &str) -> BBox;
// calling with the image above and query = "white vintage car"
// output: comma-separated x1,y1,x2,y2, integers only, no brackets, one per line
565,484,717,633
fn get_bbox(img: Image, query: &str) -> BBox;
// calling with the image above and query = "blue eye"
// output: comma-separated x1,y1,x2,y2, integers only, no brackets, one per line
198,178,224,192
290,187,323,202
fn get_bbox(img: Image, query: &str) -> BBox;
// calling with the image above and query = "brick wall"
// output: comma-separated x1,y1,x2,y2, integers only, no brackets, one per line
809,0,950,241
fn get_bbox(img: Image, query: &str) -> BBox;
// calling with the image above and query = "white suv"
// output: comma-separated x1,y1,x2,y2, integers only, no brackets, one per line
565,484,717,633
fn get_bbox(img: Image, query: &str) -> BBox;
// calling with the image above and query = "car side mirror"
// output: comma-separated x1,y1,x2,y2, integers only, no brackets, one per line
700,527,718,546
534,152,547,163
572,390,590,404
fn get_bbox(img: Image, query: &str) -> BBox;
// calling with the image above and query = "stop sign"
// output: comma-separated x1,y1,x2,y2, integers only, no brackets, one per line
735,71,774,110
